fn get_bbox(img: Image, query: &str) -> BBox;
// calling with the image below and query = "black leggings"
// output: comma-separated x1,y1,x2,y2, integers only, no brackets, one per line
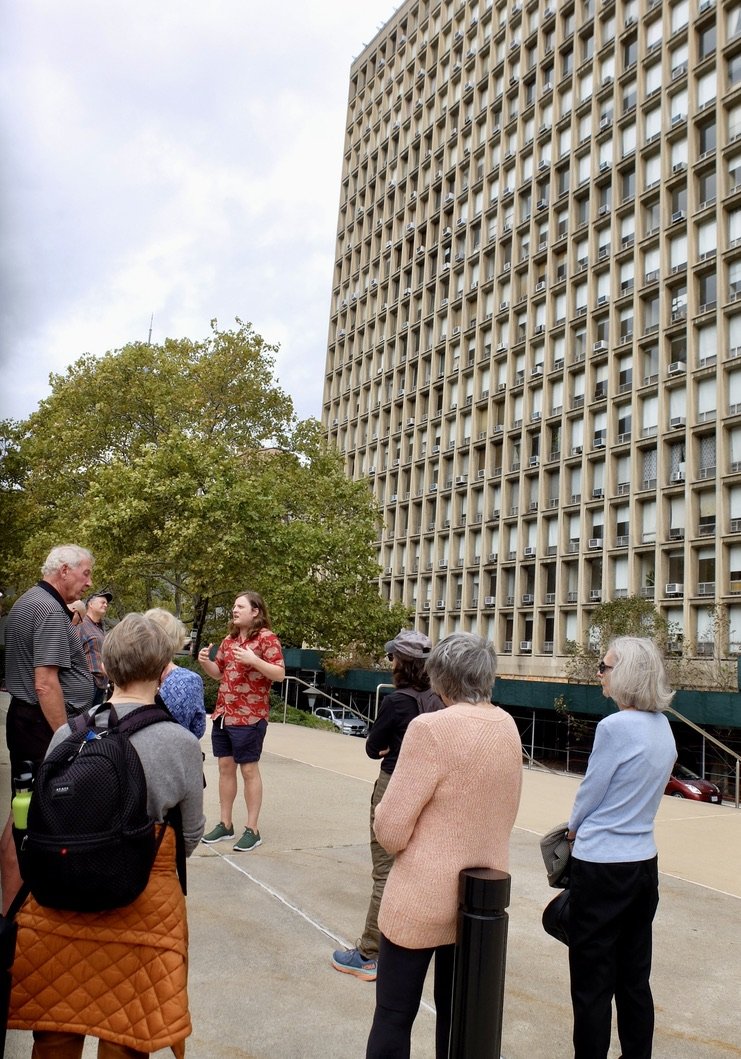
366,934,455,1059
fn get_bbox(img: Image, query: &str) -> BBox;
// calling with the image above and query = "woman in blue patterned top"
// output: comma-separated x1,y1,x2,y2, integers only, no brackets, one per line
145,608,207,739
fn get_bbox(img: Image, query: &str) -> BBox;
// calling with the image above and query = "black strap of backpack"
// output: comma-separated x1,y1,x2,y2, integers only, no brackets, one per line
108,704,187,893
5,882,31,921
108,703,175,735
153,805,187,896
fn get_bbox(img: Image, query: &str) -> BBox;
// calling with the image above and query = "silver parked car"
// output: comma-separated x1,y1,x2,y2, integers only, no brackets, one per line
313,706,368,737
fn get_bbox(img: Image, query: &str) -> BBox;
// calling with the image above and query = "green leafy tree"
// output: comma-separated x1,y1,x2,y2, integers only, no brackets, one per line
565,595,736,691
0,419,29,596
0,322,407,656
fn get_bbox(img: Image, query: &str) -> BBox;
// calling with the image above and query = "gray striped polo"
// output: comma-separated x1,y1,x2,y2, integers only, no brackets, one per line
5,583,94,710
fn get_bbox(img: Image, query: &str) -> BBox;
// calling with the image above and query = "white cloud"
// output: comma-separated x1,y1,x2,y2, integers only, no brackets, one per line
0,0,396,422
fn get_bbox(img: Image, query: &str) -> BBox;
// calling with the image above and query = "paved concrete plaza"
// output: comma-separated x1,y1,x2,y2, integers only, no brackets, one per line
2,698,740,1058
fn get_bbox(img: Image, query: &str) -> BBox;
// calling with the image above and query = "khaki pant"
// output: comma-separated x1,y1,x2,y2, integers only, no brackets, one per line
356,768,395,959
32,1031,147,1059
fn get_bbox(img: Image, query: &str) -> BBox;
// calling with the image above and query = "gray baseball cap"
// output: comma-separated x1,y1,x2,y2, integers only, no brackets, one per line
385,629,432,659
85,589,113,604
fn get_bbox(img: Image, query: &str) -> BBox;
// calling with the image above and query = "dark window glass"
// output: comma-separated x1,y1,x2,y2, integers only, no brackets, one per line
699,24,716,59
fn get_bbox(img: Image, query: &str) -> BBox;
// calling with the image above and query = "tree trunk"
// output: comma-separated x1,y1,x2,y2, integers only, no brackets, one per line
191,593,209,657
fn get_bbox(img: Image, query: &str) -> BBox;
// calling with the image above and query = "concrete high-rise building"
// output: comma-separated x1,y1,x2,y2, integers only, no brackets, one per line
323,0,741,678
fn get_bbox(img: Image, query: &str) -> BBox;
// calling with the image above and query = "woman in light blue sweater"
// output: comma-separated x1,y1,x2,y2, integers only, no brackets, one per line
567,637,677,1059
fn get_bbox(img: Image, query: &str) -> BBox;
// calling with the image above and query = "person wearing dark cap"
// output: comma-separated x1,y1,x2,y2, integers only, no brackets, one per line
331,629,443,981
79,590,112,706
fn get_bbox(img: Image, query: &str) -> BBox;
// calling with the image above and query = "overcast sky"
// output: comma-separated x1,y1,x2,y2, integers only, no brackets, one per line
0,0,397,424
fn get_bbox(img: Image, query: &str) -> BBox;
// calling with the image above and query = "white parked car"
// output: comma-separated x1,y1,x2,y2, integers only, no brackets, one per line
313,706,368,737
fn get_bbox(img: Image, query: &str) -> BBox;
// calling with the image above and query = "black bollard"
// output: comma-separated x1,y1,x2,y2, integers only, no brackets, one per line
448,867,511,1059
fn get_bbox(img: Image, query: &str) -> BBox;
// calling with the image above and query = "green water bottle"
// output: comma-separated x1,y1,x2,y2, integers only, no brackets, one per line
11,761,34,830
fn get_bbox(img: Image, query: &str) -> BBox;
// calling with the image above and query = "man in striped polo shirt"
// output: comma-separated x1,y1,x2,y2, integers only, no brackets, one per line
1,544,94,913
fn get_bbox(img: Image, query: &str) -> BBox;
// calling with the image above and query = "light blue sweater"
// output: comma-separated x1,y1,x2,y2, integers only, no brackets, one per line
569,709,677,863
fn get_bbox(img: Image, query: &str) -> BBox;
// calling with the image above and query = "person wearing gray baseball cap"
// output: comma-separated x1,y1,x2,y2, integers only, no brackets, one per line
384,629,433,659
79,590,112,705
331,629,443,981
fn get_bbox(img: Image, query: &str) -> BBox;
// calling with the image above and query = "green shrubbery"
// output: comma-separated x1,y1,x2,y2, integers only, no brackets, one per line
267,697,336,732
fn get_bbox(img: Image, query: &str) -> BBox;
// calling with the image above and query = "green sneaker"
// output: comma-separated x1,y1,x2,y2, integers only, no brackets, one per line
233,827,262,852
202,822,234,844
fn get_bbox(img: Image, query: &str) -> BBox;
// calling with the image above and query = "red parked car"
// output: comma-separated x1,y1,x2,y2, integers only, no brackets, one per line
665,765,722,804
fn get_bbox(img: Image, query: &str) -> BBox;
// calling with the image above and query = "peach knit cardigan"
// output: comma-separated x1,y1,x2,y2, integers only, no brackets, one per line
375,702,523,949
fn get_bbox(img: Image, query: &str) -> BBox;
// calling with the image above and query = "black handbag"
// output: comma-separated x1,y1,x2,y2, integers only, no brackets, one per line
540,822,572,946
542,888,570,946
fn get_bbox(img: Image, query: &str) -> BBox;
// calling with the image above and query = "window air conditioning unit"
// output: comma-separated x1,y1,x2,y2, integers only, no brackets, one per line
671,470,685,482
522,593,534,604
593,341,607,352
589,538,602,548
670,416,686,428
592,488,604,499
590,589,602,601
519,641,533,651
436,600,446,608
571,446,583,456
484,596,495,606
665,583,684,595
593,437,606,448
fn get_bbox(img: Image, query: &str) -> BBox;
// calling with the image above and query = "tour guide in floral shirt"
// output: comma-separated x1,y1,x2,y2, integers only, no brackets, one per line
198,591,285,851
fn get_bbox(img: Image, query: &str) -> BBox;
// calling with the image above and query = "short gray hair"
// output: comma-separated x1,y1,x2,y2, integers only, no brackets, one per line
41,545,93,577
607,636,674,712
144,608,189,656
425,632,497,705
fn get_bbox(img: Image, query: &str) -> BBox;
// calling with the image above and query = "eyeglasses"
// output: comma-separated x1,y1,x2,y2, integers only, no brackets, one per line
597,660,613,674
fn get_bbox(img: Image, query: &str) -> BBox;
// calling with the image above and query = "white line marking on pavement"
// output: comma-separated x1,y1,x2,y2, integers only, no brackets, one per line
265,751,375,784
658,872,741,900
216,851,436,1014
516,825,741,900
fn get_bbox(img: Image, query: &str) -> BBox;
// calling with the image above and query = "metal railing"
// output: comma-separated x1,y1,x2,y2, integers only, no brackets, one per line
666,703,741,808
280,675,369,726
374,682,395,721
517,704,740,808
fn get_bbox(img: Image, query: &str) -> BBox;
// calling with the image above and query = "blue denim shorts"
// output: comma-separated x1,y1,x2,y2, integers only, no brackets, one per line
211,717,267,763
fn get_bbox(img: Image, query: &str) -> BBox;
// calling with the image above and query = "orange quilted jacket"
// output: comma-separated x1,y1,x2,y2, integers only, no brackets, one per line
8,829,190,1057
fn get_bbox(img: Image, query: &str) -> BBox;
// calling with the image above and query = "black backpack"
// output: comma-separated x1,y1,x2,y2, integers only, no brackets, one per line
17,703,185,913
402,687,446,714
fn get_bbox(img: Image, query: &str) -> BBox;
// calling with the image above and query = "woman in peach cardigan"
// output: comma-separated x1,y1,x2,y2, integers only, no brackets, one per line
365,632,523,1058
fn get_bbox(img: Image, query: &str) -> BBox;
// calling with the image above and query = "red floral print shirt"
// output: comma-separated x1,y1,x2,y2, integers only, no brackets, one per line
213,628,284,726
